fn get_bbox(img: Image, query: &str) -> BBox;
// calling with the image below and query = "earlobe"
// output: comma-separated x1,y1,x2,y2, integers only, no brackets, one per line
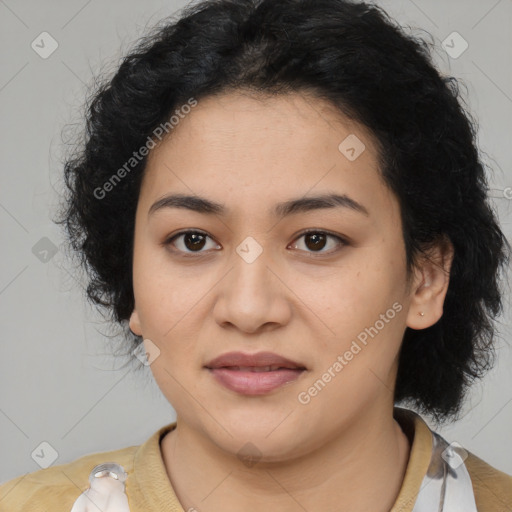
406,236,454,330
129,309,142,336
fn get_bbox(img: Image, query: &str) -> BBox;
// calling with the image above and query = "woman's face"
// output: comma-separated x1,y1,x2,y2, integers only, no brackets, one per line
130,90,420,460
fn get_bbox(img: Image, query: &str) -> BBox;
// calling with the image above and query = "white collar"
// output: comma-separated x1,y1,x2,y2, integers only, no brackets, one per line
411,430,478,511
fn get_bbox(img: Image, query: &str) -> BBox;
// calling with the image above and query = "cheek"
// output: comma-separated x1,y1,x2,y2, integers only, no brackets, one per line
132,245,205,336
132,255,212,376
314,252,406,355
147,356,196,418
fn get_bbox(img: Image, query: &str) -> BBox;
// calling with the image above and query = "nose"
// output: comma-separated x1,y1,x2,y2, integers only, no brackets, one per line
212,242,292,334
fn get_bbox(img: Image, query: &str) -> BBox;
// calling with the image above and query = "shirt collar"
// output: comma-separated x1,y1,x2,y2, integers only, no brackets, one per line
130,407,473,512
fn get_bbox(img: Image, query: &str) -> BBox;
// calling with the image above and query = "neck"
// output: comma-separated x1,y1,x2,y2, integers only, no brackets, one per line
160,406,411,512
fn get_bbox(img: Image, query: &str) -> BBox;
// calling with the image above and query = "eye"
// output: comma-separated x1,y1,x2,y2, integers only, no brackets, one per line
164,230,220,255
163,229,347,257
289,230,347,255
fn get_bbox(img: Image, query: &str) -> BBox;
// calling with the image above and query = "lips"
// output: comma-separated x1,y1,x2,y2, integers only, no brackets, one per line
205,351,306,371
205,351,306,395
224,365,286,372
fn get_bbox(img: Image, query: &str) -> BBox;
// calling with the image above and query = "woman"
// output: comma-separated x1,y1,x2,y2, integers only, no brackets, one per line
1,0,511,510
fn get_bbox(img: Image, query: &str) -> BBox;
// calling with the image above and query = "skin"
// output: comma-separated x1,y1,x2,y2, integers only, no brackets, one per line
129,90,454,512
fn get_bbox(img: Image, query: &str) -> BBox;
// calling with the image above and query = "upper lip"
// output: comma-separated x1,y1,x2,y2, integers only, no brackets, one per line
205,351,306,370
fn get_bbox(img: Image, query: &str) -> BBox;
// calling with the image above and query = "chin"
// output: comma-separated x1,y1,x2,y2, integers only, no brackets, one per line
206,420,312,464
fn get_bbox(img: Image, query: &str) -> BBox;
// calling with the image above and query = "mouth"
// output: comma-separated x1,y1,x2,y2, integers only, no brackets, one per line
205,352,307,395
214,365,299,372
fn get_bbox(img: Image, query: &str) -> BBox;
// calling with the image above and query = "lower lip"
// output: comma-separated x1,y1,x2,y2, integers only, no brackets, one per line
207,367,305,395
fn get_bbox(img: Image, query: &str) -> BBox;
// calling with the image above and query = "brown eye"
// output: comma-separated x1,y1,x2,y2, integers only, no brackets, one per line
165,231,219,254
164,229,347,257
290,230,346,255
304,232,327,251
182,232,207,251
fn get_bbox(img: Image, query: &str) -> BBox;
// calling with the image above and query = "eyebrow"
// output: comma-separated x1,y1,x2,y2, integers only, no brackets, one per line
148,192,369,218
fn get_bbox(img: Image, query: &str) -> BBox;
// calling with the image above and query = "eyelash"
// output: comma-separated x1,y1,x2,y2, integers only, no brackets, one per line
163,229,348,258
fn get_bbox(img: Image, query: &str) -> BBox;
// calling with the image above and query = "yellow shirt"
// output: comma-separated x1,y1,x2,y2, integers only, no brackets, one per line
1,407,511,511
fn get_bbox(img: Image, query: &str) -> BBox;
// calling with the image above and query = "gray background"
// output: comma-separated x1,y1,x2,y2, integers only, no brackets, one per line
1,0,511,485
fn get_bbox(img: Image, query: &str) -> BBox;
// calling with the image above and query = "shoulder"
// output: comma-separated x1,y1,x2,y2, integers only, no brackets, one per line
0,444,138,511
465,451,512,511
393,407,512,511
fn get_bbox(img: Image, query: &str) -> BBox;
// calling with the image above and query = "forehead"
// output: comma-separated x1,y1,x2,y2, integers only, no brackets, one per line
139,90,398,224
151,90,378,159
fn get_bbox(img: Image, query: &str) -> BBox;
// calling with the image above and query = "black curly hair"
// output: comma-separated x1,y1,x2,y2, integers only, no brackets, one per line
55,0,510,425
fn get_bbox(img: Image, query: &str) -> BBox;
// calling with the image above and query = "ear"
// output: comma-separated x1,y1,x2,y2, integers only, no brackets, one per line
406,235,454,330
129,308,143,336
